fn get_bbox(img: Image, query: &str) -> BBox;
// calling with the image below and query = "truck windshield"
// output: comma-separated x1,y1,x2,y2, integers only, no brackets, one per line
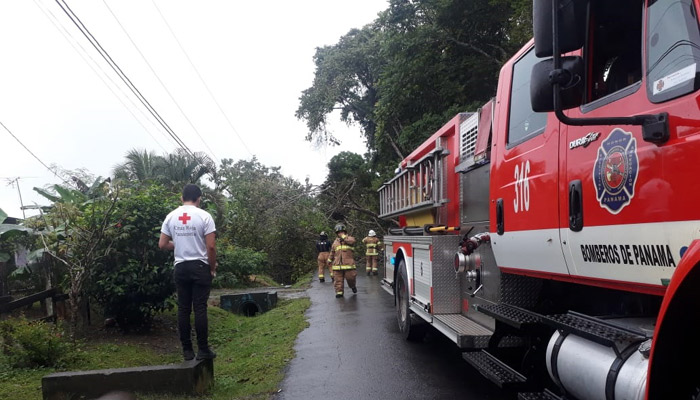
646,0,700,103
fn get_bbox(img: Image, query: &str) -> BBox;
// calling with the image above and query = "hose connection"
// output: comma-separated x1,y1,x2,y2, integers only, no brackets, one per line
460,232,491,255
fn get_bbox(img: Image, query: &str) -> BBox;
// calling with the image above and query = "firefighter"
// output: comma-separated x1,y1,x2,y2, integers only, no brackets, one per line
362,230,382,276
327,223,357,298
315,231,332,282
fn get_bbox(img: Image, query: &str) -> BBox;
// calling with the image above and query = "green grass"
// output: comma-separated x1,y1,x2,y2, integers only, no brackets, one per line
0,298,311,400
290,272,313,289
0,341,181,400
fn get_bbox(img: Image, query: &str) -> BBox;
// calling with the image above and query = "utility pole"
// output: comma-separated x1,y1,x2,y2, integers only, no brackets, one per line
5,177,29,219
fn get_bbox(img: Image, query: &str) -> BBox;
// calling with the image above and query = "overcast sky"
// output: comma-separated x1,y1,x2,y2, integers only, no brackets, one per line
0,0,387,218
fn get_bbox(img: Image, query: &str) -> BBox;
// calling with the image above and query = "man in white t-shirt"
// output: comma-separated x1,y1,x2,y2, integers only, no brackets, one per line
159,184,217,361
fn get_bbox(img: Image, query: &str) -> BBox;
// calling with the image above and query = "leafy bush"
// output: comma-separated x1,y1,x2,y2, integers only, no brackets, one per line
213,244,267,288
91,260,175,331
89,184,178,331
0,318,78,369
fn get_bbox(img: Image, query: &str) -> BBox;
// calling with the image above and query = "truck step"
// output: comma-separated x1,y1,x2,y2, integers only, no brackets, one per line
463,350,529,390
475,303,543,331
541,311,647,352
518,389,562,400
433,314,493,349
380,279,394,296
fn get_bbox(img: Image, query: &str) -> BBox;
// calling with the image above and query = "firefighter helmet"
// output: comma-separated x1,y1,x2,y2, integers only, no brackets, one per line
368,230,376,237
320,231,326,236
334,223,346,233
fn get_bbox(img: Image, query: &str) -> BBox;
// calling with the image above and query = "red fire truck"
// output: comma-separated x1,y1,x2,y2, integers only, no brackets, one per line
377,0,700,399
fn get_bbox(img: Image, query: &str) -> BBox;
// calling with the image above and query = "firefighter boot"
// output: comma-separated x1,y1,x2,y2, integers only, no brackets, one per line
346,269,358,295
372,268,378,276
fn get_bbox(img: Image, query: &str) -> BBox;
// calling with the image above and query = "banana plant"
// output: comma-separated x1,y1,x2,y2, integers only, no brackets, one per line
0,207,33,263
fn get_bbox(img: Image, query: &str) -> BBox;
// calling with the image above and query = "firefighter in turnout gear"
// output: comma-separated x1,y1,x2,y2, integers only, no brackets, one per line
315,231,332,282
362,230,382,276
327,223,358,298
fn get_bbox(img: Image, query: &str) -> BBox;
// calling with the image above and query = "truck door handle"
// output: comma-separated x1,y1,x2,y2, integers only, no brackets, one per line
496,198,504,235
568,180,583,232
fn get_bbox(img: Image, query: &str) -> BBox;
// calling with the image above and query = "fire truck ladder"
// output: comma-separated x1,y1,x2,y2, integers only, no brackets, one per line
378,144,448,219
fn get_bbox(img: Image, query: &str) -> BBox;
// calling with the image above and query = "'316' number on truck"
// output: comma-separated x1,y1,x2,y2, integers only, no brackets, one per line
514,160,530,213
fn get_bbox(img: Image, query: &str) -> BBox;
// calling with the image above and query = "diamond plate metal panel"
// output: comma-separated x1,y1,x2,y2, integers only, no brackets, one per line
431,235,462,314
456,224,501,330
434,314,492,336
500,272,543,309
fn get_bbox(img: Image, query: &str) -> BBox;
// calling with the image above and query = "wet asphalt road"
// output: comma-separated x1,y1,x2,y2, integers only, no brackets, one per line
274,272,514,400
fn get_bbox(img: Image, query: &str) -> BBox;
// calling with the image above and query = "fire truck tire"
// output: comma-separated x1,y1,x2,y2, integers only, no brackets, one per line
396,259,426,341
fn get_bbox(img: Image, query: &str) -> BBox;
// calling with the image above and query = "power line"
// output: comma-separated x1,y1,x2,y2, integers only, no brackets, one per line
54,0,196,160
0,120,71,185
150,0,254,158
101,0,219,163
32,0,171,153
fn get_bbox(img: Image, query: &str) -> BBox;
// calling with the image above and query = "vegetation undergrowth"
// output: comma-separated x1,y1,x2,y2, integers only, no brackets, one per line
290,272,313,289
0,298,311,400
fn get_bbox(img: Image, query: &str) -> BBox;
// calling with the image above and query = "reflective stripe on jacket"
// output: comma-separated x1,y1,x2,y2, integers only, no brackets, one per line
328,234,356,269
362,236,382,256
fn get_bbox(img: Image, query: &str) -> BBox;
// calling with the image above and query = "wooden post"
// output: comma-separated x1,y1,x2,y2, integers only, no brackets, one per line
0,261,6,297
44,261,54,317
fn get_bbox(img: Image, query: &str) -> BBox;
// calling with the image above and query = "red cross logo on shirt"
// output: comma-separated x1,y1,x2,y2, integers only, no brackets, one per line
178,213,191,225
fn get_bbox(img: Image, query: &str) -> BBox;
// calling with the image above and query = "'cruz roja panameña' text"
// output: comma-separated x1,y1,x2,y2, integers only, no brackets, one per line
174,225,198,237
580,244,676,267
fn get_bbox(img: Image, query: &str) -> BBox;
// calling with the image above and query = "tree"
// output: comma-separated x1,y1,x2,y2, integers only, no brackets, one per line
217,158,327,283
296,25,384,150
157,149,216,189
0,208,41,297
31,180,118,335
297,0,534,173
112,148,216,189
112,149,162,183
320,152,389,236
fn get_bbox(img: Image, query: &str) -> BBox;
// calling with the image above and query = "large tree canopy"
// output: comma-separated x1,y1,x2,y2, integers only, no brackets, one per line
297,0,532,170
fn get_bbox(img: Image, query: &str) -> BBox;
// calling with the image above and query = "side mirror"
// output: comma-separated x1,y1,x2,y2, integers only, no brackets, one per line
533,0,587,57
530,56,584,112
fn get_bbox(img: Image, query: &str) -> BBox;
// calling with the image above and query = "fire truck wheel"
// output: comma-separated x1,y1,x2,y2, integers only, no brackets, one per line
396,259,426,341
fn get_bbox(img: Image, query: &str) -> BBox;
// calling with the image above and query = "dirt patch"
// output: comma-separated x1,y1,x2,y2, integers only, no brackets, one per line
80,313,180,355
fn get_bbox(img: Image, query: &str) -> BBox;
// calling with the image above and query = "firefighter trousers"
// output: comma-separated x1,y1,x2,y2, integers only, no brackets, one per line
333,269,357,295
317,252,331,280
366,255,378,273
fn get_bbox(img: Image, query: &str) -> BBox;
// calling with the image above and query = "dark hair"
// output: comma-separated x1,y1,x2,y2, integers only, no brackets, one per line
182,184,202,202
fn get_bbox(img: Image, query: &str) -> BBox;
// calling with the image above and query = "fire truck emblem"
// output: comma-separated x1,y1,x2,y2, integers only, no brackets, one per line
593,128,639,214
656,79,665,92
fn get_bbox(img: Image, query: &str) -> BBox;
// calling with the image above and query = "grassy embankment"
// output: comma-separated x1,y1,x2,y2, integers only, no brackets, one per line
0,297,311,400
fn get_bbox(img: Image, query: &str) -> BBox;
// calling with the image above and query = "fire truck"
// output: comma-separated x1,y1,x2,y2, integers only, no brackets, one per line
377,0,700,399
